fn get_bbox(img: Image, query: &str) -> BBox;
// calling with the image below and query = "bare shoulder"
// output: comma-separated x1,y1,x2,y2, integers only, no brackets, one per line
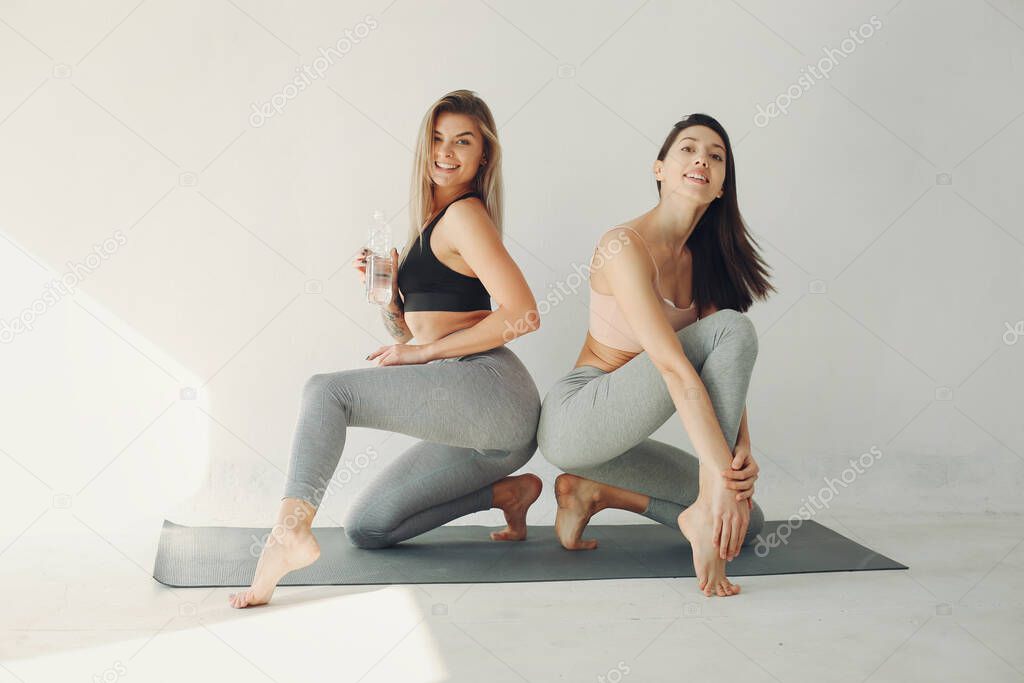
441,196,493,232
436,196,498,253
594,224,650,266
591,224,653,294
598,225,634,252
444,194,488,218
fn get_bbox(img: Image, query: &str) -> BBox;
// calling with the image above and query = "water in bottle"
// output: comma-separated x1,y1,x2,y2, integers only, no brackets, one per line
366,209,393,306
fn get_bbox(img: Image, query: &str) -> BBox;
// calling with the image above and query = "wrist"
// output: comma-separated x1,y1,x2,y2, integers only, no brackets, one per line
417,341,437,362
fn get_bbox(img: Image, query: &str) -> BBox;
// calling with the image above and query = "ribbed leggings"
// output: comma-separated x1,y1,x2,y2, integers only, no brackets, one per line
537,309,765,544
283,345,541,548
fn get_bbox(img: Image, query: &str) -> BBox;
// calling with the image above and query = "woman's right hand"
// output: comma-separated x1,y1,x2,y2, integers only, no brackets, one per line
354,247,402,309
708,477,751,561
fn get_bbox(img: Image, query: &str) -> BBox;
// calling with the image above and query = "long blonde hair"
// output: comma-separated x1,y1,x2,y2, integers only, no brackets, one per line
397,89,504,271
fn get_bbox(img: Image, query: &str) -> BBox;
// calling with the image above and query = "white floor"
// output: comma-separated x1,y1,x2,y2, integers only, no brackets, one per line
2,510,1023,683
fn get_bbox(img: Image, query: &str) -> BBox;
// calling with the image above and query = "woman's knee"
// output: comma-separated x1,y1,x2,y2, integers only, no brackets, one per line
343,505,394,549
300,372,331,407
705,308,758,358
301,371,354,416
344,524,392,549
303,372,329,394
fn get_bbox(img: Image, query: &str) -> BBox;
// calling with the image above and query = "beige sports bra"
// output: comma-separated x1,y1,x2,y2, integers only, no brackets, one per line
588,226,699,353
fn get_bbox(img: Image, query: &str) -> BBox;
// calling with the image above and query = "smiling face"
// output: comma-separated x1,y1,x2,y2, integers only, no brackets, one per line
429,111,486,190
654,125,726,204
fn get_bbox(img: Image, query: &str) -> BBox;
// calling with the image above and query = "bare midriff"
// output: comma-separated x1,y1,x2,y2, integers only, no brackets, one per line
399,202,495,345
573,331,640,373
404,309,491,345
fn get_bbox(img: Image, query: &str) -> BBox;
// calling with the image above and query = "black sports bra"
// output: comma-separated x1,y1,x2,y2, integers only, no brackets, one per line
396,191,492,312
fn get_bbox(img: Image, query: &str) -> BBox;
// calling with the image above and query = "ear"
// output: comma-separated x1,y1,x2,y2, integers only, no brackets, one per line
653,160,663,180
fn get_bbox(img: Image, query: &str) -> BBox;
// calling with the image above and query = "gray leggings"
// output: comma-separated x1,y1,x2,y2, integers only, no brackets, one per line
283,345,541,548
537,308,765,545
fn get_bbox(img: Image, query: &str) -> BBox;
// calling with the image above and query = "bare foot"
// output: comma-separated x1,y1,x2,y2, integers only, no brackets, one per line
228,522,321,609
554,473,604,550
677,502,741,597
490,473,543,541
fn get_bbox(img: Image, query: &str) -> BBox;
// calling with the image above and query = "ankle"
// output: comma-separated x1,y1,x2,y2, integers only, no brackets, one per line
585,482,607,513
491,480,513,509
555,474,601,509
277,498,316,532
697,462,729,494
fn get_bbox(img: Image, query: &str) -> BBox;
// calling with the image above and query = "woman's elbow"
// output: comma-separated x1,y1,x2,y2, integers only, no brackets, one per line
522,306,541,332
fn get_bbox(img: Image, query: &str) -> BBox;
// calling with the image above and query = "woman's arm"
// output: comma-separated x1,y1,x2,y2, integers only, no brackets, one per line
722,405,759,504
599,229,734,473
419,200,540,360
596,227,748,555
380,302,414,343
736,406,750,449
358,246,414,343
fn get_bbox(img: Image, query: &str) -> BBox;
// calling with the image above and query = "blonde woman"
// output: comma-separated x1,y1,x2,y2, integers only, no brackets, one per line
537,114,775,598
231,90,543,608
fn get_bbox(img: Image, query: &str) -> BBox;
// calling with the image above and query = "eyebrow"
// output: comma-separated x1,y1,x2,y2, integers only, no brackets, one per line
680,136,725,152
434,130,475,138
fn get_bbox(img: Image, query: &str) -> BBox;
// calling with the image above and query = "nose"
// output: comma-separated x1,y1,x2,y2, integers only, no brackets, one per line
436,140,455,158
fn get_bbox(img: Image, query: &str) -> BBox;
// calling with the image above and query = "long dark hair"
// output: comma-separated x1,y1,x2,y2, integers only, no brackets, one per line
655,113,775,315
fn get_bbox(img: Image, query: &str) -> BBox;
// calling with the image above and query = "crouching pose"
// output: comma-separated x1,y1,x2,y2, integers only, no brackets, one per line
538,114,776,598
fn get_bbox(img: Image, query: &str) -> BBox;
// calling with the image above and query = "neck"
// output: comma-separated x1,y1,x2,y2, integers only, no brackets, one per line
644,193,711,258
432,183,474,210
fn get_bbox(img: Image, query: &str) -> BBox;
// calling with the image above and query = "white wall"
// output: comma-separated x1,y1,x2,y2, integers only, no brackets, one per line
1,0,1022,545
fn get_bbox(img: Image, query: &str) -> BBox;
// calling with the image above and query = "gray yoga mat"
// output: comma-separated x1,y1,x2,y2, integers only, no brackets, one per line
153,519,906,587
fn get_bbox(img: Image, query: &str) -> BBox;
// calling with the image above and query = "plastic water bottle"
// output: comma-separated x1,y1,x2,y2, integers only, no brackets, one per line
366,209,393,306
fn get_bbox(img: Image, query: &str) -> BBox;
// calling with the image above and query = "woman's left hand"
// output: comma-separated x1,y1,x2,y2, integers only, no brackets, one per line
366,343,431,366
721,445,759,502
